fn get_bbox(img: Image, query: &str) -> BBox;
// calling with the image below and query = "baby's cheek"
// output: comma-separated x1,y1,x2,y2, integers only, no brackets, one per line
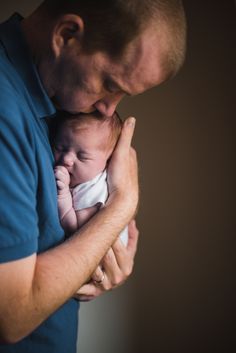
70,165,87,185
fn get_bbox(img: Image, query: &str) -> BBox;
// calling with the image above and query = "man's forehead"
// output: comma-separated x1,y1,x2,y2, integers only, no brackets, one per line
109,26,169,95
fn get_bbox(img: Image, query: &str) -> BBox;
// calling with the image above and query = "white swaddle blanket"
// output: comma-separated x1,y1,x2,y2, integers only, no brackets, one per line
72,170,128,246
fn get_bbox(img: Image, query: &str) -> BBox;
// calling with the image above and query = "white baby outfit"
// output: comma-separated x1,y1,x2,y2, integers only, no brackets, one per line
72,170,128,246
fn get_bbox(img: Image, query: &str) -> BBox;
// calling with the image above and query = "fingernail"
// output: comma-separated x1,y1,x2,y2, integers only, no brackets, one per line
127,117,136,127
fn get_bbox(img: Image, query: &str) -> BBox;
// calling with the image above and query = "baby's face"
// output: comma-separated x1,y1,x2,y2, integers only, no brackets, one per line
54,121,111,187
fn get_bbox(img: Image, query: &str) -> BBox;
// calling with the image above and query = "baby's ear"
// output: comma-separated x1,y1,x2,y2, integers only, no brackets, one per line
52,14,84,57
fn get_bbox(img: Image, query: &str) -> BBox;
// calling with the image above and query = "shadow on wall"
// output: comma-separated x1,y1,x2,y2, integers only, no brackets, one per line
117,1,236,352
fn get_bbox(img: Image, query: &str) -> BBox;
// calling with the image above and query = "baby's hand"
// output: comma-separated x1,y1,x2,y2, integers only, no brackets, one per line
54,166,70,193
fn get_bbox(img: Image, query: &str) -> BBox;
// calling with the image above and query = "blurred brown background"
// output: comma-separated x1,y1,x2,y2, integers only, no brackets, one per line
0,1,235,353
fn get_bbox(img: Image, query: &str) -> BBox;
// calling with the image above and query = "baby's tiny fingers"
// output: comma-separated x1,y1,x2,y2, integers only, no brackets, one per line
56,180,65,190
54,169,62,178
55,169,67,181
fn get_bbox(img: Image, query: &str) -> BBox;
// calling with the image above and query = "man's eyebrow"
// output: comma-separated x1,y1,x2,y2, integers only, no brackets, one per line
109,77,133,96
116,82,133,96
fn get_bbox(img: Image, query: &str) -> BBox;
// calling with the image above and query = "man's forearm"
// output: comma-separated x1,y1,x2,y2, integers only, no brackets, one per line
0,194,134,343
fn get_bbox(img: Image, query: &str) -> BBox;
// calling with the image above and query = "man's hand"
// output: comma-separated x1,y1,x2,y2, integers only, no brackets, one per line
107,117,139,223
74,219,139,301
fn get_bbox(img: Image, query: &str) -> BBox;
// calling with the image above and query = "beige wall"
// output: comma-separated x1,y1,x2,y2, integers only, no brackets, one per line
0,1,235,353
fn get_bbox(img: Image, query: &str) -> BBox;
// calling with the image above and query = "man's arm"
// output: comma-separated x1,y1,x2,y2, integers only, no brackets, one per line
0,117,138,343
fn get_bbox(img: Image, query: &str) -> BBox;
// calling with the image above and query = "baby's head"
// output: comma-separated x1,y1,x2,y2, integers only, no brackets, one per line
52,111,122,187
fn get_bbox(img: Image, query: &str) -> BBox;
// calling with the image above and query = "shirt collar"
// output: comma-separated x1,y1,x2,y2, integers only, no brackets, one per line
0,13,56,119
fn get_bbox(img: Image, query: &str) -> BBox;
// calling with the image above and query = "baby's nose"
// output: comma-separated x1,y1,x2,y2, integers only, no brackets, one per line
61,152,75,167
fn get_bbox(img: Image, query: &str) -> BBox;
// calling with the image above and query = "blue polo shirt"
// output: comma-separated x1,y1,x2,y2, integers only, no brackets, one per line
0,13,79,353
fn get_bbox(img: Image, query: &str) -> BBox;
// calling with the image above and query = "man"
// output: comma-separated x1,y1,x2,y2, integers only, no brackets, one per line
0,1,186,352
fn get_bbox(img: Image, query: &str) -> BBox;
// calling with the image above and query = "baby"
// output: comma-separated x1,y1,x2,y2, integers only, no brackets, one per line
52,111,128,245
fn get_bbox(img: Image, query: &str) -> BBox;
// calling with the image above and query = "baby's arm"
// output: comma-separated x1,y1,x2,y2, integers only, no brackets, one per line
54,166,78,234
76,203,101,228
55,166,101,234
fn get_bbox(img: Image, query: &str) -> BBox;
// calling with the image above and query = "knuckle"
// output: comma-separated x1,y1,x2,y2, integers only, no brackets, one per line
124,262,134,278
103,281,112,291
112,274,123,286
103,250,112,264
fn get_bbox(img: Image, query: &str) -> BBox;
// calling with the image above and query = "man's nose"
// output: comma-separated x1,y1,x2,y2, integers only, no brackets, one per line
94,92,124,117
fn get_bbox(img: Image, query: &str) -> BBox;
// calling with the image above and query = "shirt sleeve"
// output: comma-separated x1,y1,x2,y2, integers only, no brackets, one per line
0,107,38,263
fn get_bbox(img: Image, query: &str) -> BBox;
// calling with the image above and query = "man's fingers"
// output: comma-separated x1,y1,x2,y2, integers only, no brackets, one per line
91,265,104,283
127,219,139,258
109,219,139,276
74,282,102,301
115,117,136,153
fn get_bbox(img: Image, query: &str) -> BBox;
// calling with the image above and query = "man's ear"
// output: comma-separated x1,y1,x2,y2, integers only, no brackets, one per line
52,14,84,57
